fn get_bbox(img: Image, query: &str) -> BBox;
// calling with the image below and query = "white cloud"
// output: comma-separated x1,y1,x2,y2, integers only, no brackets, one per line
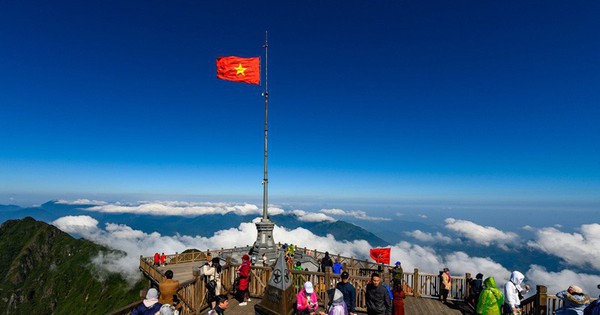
445,218,519,249
526,265,600,297
522,225,535,232
527,224,600,271
56,199,108,206
82,200,285,217
320,208,391,221
406,230,454,244
290,210,336,222
51,215,600,299
52,215,99,234
418,214,428,219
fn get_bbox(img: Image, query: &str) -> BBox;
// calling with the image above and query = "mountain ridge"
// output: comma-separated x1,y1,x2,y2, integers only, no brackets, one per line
0,217,144,315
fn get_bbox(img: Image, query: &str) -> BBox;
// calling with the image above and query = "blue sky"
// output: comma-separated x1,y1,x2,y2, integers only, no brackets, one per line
1,1,599,212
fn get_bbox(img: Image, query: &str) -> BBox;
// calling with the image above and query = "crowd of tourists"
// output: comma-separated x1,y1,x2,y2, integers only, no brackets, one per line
134,248,599,315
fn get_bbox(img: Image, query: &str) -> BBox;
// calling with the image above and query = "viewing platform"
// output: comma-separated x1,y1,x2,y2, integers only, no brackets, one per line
108,245,566,315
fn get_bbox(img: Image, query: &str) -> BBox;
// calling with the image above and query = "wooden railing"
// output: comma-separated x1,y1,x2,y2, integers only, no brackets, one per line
107,256,209,315
520,285,562,315
111,247,568,315
217,261,468,312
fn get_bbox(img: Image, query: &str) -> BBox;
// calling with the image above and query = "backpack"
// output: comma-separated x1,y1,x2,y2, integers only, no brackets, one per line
207,279,217,292
383,284,393,301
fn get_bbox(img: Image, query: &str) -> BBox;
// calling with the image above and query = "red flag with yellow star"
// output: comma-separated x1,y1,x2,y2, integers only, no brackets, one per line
216,56,260,85
370,247,391,265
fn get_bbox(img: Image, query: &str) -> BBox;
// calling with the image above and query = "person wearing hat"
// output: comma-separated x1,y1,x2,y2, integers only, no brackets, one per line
336,271,356,315
297,281,319,315
326,288,348,315
236,254,251,306
131,288,162,315
389,261,403,288
555,285,590,315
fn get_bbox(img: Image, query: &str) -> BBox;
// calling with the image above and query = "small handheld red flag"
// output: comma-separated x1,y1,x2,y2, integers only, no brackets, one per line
216,56,260,85
369,248,391,265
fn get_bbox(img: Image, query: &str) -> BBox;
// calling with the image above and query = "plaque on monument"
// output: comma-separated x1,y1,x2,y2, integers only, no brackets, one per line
254,251,296,315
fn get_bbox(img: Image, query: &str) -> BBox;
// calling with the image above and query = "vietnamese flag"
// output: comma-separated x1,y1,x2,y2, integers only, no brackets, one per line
216,56,260,85
369,248,391,265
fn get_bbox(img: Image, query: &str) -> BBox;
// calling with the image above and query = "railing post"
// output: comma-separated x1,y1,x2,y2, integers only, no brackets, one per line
324,267,331,307
465,272,471,301
193,266,202,314
535,285,548,315
174,252,178,264
413,268,420,297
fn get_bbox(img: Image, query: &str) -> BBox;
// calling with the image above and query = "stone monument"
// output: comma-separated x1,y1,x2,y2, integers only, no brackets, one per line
254,251,295,315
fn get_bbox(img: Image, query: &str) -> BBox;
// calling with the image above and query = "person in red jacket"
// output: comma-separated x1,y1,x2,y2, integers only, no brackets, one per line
153,252,160,266
392,281,406,315
236,254,251,306
161,253,167,266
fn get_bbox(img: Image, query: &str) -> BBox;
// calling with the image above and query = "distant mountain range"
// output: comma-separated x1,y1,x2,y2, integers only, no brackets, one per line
0,201,389,247
0,217,144,314
0,201,572,275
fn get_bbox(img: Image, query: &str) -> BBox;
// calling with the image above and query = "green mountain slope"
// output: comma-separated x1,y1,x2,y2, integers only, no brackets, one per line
0,217,144,315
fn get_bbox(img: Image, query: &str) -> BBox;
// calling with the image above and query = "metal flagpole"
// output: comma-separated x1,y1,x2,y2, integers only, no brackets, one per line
262,31,269,221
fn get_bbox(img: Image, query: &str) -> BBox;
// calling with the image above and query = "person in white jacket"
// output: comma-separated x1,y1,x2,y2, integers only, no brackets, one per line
203,257,222,295
503,271,530,315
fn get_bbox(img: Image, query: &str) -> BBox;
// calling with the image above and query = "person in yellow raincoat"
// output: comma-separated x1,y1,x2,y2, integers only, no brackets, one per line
477,277,504,315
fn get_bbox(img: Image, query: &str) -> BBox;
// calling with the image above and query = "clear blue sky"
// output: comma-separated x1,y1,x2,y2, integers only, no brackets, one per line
1,0,599,210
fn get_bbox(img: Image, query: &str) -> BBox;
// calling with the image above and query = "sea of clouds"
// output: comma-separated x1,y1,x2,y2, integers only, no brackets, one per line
52,199,600,295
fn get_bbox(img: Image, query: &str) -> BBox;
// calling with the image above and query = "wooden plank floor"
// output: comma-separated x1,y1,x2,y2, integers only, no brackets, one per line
197,296,471,315
157,261,198,281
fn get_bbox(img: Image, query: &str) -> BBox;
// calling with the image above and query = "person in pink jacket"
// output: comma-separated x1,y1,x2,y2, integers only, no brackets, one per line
297,281,319,315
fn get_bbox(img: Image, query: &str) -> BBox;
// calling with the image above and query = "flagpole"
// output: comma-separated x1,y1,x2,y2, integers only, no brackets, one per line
262,31,269,221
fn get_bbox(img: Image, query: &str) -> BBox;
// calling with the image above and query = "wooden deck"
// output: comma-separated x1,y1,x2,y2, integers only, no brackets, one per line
156,261,198,282
157,262,473,315
196,296,470,314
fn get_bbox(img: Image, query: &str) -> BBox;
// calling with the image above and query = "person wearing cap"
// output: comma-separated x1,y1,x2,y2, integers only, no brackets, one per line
366,272,391,315
389,261,403,288
336,271,356,315
236,254,251,306
297,281,319,315
555,285,590,315
131,288,162,315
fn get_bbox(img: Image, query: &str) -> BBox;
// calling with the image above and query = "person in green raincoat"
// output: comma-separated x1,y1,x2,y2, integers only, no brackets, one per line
476,277,504,315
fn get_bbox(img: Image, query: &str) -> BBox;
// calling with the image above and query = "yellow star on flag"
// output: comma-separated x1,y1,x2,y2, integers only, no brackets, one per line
234,63,247,76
